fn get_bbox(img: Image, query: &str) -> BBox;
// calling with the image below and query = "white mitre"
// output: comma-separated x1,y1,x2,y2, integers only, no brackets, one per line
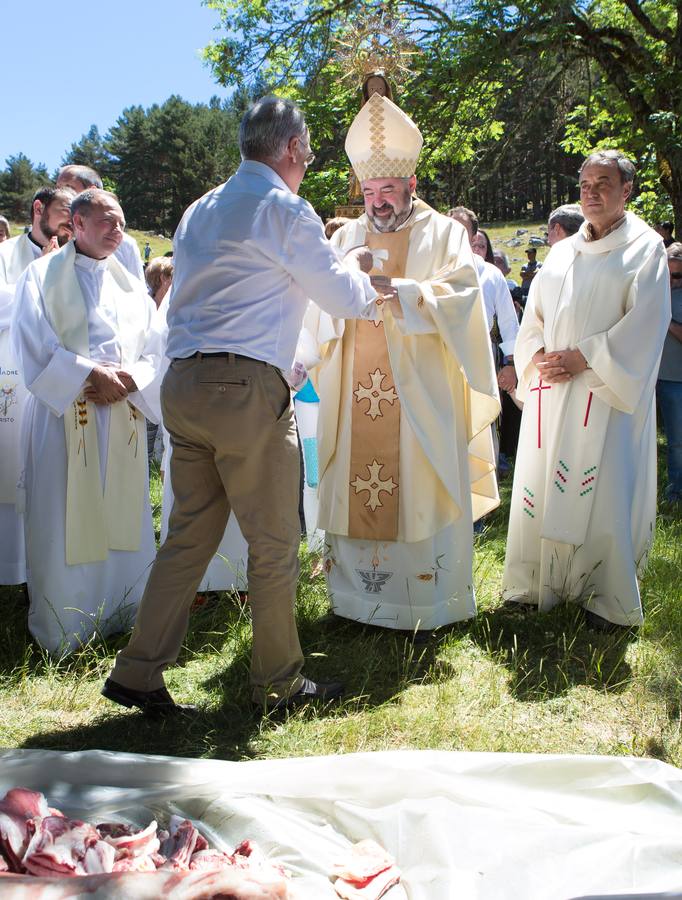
345,92,423,182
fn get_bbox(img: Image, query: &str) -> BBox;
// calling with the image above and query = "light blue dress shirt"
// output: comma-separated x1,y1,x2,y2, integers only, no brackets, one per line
166,160,376,369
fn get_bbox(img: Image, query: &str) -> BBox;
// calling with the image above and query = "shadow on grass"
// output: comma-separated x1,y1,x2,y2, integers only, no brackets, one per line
467,602,636,702
15,576,454,759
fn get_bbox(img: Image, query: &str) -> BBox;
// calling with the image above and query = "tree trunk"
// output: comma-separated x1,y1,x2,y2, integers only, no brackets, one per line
662,149,682,239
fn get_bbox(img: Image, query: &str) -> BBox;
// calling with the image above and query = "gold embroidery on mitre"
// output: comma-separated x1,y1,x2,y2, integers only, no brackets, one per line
369,100,385,152
350,92,421,181
354,155,416,182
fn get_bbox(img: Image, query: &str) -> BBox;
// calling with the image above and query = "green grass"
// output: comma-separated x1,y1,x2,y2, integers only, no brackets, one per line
1,446,680,766
483,220,551,284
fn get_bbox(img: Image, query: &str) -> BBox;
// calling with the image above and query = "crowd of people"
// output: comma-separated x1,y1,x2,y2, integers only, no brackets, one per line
0,88,676,717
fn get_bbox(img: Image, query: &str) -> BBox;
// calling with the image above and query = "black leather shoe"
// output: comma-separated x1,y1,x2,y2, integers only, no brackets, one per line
260,676,344,712
502,597,537,612
583,610,634,635
102,678,197,717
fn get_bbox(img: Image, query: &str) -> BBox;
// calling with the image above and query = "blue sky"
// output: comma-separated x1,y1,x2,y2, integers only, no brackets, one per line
2,1,232,175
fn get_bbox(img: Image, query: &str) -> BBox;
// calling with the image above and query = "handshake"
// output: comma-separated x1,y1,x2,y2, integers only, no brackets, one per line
344,246,403,318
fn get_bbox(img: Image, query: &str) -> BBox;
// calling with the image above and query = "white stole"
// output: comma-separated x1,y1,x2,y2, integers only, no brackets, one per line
42,242,147,565
4,234,37,284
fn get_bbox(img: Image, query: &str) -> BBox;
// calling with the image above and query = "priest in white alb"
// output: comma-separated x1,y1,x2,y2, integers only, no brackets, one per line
0,186,74,585
502,150,670,630
307,93,500,631
11,189,162,652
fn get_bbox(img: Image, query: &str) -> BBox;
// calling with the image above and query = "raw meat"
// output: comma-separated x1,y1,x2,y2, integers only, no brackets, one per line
334,864,401,900
0,866,292,897
160,816,200,870
23,816,116,876
97,820,160,859
0,787,293,897
332,840,401,900
331,839,394,882
0,788,52,872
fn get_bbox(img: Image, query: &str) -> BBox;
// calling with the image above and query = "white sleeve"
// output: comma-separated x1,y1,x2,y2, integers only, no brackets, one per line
127,297,168,424
278,207,378,320
577,242,670,413
0,252,16,331
10,266,94,416
0,282,15,331
115,235,145,281
491,269,519,354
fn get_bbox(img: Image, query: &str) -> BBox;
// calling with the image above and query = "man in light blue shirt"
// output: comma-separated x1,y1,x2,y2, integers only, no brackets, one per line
105,96,378,715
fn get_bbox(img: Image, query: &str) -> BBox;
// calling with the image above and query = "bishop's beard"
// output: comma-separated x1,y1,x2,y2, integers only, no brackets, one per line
367,198,413,233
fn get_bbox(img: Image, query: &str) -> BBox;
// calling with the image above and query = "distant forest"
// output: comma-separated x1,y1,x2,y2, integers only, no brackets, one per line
1,0,678,234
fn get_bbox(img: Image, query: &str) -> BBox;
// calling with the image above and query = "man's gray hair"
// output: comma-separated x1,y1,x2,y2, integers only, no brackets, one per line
667,241,682,262
579,150,636,185
493,249,510,267
58,164,103,190
71,188,119,219
239,96,307,162
548,203,584,236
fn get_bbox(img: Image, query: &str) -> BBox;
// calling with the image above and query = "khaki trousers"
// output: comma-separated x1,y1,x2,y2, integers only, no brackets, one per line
111,354,304,704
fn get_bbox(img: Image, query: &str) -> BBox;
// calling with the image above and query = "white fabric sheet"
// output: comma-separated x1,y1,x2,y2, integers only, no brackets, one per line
1,749,682,899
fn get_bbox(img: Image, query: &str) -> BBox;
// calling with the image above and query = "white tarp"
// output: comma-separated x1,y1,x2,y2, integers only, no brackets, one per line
1,748,682,898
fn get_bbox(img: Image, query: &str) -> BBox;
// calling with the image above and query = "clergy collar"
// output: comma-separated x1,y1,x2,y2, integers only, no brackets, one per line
575,212,651,255
74,250,109,272
27,230,45,251
584,214,626,242
238,159,291,194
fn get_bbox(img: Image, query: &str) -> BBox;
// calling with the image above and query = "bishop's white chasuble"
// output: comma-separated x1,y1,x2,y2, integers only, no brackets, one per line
308,201,499,630
503,213,670,625
11,242,162,652
0,234,40,583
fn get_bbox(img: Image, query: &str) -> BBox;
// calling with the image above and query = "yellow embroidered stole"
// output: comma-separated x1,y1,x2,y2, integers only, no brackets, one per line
42,242,147,565
348,228,410,540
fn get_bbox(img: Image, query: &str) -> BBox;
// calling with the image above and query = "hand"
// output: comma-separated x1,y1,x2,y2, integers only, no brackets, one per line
41,236,60,256
116,370,138,393
83,385,112,405
372,279,403,319
535,348,588,383
86,365,129,404
497,365,517,393
344,245,374,273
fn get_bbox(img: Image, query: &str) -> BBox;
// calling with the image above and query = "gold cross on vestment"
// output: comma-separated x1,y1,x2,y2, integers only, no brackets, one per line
351,459,397,511
354,368,398,420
